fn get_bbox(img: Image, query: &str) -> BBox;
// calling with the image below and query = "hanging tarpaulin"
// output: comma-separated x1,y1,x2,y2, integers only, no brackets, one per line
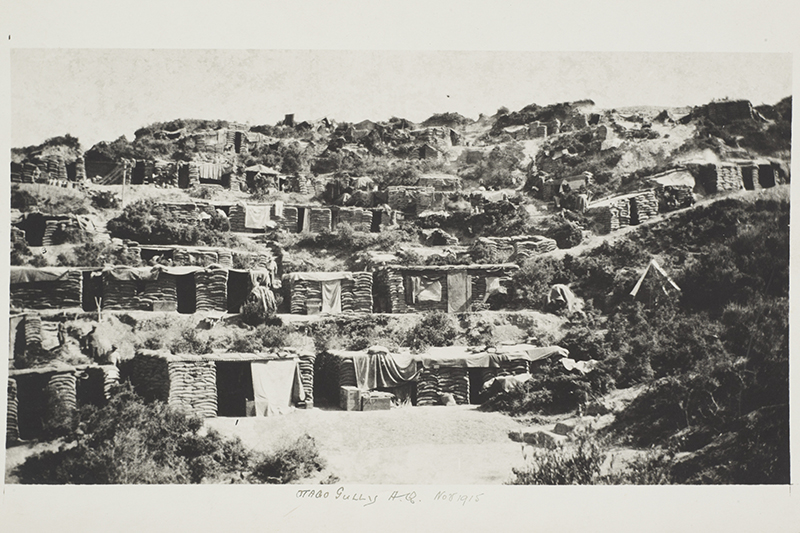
250,359,305,416
447,270,471,313
321,280,342,314
352,352,419,390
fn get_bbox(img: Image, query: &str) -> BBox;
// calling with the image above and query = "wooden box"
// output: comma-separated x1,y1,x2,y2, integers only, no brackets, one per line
361,391,393,411
339,386,360,411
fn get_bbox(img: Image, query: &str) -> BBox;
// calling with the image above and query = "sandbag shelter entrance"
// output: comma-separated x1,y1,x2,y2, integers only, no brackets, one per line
123,350,313,418
287,271,373,315
374,263,518,313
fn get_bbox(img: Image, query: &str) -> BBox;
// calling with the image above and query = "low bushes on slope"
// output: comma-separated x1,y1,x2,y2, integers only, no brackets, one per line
13,385,326,484
107,199,231,246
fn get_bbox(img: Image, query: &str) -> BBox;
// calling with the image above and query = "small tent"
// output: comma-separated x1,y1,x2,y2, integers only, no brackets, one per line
630,259,681,299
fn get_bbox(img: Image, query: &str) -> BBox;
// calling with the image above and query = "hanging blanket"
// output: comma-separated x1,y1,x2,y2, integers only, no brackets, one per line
447,271,471,313
244,205,271,229
321,280,342,314
250,359,305,416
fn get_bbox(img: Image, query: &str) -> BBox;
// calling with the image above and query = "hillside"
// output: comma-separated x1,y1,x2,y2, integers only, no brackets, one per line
7,96,791,485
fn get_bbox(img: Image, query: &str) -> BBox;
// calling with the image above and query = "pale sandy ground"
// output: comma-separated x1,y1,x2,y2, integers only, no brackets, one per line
206,405,531,484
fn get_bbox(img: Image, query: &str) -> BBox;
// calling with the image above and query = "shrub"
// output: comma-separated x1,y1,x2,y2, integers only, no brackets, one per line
90,190,120,209
107,199,231,246
406,312,458,351
509,431,606,485
250,434,326,484
13,385,255,484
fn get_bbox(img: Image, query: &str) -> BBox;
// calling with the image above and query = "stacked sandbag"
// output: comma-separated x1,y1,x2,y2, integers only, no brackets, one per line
216,249,233,267
384,269,408,313
274,205,299,233
140,273,178,310
298,354,315,405
11,271,83,309
437,367,469,405
353,272,373,313
416,367,440,406
195,269,228,312
290,279,308,314
74,155,86,181
101,365,120,400
341,278,356,312
168,361,217,418
188,163,200,188
336,207,372,233
616,197,631,227
22,163,38,183
42,220,59,247
102,278,138,310
338,357,357,388
308,207,332,233
515,236,557,257
228,204,247,232
632,190,659,223
46,372,78,421
24,314,43,351
715,164,744,191
7,378,19,444
305,282,323,314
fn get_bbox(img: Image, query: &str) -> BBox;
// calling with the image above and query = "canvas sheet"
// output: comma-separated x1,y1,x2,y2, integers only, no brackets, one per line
321,280,342,314
10,267,78,284
447,271,471,313
352,352,419,390
250,359,305,416
244,205,271,229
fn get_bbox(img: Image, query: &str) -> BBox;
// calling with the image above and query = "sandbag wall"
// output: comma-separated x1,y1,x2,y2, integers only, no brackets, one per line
335,207,373,233
298,354,315,406
174,248,219,267
416,366,469,406
308,207,333,233
381,268,409,313
289,273,373,314
194,269,228,312
101,365,120,400
167,360,218,418
7,379,19,443
11,271,83,310
102,272,178,311
44,372,78,434
514,237,557,257
24,314,43,354
715,165,745,192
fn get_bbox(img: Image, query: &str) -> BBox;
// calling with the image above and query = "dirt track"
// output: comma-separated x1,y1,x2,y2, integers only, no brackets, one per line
206,405,530,484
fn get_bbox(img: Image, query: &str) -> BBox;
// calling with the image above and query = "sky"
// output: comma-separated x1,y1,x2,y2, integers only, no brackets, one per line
10,50,792,150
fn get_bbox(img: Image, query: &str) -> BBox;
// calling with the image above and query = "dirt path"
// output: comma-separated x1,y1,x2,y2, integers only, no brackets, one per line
206,405,530,484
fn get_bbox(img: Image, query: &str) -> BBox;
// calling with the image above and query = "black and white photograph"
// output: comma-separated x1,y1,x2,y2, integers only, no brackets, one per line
1,2,798,532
